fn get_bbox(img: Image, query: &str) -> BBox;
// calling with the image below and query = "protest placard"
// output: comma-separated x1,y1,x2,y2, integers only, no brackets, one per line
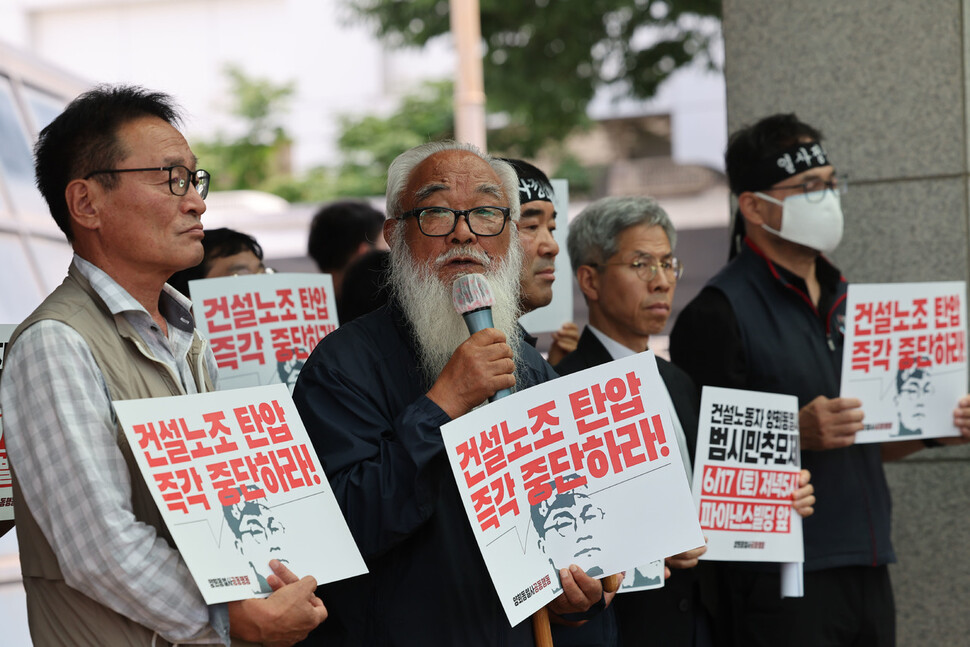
113,383,366,604
441,351,702,626
840,282,967,443
188,273,338,392
0,324,15,521
693,386,803,563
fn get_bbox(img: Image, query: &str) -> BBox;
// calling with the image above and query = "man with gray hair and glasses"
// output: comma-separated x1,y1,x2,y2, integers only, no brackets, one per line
553,195,714,647
555,196,816,647
294,141,611,646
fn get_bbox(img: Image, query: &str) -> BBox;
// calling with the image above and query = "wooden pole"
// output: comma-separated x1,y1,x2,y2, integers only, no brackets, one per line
448,0,487,151
532,607,554,647
601,574,621,594
532,574,622,646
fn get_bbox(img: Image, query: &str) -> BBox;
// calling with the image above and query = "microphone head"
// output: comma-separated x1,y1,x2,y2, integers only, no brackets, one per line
452,273,495,315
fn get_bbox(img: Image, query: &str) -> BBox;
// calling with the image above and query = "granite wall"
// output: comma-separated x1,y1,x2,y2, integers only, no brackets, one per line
721,1,970,642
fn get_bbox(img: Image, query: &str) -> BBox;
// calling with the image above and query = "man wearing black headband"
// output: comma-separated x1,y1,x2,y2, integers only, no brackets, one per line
670,114,970,646
503,158,580,364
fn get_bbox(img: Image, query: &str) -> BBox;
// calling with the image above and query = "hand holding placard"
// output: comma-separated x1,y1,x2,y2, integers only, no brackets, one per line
797,396,863,450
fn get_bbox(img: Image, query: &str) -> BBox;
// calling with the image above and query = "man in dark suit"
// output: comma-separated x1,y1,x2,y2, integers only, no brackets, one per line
552,195,713,647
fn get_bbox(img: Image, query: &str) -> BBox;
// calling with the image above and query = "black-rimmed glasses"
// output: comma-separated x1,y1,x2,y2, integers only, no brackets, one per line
399,206,510,237
589,255,684,282
84,165,211,200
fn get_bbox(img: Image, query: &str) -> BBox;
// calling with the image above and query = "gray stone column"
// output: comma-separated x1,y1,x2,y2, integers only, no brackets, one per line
722,0,970,642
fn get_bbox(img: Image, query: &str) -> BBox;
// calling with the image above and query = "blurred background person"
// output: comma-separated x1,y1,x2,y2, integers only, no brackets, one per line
307,200,388,310
336,248,391,324
554,195,707,647
168,226,269,297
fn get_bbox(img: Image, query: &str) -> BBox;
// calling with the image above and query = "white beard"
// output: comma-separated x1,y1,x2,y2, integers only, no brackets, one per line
388,231,524,387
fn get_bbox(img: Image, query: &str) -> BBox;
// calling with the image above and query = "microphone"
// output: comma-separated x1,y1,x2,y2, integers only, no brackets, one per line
452,273,513,401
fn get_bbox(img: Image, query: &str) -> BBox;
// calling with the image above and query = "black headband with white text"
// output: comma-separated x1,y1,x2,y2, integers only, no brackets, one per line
735,141,832,193
518,177,554,205
499,158,556,205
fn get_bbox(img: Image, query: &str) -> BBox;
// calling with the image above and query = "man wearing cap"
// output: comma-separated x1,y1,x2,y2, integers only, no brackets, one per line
503,158,579,365
670,113,970,646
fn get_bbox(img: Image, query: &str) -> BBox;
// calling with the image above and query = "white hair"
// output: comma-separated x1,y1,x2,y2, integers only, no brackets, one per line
385,140,521,222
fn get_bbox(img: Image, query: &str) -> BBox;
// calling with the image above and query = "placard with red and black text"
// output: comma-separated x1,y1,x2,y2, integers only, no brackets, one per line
693,386,803,563
188,273,338,393
841,282,967,443
441,351,702,626
114,383,366,604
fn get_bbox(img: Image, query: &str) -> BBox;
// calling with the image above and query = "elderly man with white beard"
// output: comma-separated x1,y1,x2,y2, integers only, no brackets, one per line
293,141,609,646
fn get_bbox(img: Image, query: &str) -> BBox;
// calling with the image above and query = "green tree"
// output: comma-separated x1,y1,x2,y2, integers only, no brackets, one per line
343,0,721,156
332,79,455,196
195,65,296,192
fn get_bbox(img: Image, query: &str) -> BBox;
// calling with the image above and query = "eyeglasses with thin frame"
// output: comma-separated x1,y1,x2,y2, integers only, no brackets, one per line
399,206,511,237
84,165,211,200
759,174,847,204
588,255,684,283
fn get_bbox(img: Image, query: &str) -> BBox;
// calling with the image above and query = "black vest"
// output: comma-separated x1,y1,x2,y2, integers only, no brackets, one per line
709,242,894,571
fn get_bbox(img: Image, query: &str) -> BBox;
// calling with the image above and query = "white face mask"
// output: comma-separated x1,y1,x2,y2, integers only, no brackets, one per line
754,189,844,253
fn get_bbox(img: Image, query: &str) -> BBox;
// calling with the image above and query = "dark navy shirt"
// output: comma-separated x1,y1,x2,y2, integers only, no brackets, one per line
294,299,559,646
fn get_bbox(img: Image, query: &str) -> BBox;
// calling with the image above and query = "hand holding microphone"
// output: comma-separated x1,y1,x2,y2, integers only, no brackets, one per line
425,273,517,418
453,273,514,401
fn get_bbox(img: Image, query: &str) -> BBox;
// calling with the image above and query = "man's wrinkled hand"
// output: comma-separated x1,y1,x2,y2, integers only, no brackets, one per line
799,396,863,451
547,322,580,366
427,328,515,418
547,566,620,626
944,394,970,445
228,560,327,647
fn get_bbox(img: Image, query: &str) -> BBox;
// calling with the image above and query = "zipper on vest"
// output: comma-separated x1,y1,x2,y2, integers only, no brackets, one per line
195,334,210,393
131,338,187,395
129,333,210,395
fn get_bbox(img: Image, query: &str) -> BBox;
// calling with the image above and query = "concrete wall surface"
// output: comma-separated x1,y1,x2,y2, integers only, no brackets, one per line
722,1,970,644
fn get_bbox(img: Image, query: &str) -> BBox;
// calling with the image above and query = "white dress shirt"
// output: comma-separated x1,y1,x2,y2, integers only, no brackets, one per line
587,325,693,480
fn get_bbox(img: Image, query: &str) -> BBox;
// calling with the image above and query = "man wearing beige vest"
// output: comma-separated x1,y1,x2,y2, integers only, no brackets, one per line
0,85,327,646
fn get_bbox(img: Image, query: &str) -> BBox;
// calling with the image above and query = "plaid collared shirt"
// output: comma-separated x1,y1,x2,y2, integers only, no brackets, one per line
1,255,228,644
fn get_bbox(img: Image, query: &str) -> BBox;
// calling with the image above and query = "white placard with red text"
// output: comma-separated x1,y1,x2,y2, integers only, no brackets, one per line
188,273,338,393
841,282,967,443
441,351,703,626
0,324,15,520
694,387,803,563
113,384,366,604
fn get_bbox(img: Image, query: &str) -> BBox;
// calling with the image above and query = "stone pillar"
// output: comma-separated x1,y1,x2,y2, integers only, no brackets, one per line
722,1,970,642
